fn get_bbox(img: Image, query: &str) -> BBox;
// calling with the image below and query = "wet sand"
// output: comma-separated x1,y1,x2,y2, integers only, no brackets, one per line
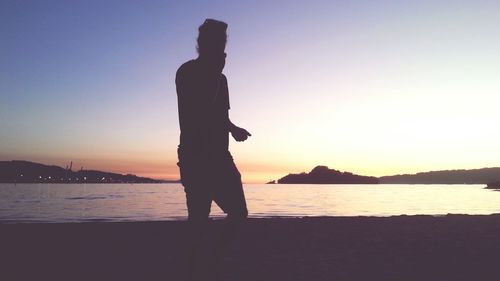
2,215,500,281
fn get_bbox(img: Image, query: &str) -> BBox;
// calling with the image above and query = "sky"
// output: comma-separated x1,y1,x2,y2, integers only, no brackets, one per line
1,0,500,183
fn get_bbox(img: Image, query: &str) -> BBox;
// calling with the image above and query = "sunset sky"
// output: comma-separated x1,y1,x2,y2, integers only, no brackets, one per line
1,0,500,183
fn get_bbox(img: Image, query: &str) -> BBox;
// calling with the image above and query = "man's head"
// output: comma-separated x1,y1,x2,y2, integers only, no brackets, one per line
197,19,227,71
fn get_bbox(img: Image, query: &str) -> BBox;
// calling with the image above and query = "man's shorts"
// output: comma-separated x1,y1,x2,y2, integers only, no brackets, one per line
177,151,248,221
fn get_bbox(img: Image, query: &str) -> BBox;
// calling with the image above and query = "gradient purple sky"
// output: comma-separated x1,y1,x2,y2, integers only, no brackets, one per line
1,0,500,182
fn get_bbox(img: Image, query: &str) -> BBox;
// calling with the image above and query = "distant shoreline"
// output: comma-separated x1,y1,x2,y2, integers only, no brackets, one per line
0,160,176,184
7,181,492,186
271,165,500,185
0,181,179,184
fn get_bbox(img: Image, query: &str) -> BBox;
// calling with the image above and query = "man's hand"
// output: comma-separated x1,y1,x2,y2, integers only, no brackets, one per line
230,126,252,142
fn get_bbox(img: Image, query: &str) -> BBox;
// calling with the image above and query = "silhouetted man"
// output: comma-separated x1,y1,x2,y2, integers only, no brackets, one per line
175,19,250,280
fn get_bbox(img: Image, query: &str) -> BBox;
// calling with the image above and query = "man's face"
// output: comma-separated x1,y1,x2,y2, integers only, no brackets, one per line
204,47,226,73
214,51,226,73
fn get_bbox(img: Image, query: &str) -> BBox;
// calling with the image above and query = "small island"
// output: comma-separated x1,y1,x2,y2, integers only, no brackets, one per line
0,160,174,184
275,166,379,184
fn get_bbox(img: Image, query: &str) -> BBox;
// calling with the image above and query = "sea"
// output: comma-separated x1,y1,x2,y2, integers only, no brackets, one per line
1,183,499,223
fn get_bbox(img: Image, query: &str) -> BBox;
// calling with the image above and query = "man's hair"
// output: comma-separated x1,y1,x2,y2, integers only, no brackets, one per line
197,19,227,55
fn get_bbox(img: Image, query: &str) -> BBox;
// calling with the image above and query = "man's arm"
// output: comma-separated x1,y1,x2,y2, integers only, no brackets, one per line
229,118,251,142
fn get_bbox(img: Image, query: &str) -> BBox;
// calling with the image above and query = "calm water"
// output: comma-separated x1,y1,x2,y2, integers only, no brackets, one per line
1,183,499,223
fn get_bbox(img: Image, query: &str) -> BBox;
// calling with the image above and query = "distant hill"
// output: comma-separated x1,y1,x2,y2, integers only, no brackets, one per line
379,168,500,184
277,166,379,184
0,160,174,184
272,166,500,185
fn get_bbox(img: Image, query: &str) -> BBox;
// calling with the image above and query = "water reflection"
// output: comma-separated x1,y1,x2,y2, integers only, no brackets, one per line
1,183,500,222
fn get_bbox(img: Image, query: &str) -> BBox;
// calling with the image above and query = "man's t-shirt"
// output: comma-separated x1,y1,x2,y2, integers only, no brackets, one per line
176,59,230,163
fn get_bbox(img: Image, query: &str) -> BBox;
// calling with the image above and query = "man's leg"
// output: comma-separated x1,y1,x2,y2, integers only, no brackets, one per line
210,158,248,278
217,159,248,244
184,186,212,281
213,156,248,219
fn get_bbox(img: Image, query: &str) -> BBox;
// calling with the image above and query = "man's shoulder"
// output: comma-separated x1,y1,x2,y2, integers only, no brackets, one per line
176,59,197,78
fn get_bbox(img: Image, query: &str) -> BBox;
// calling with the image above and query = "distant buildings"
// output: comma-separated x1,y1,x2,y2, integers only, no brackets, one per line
0,160,166,184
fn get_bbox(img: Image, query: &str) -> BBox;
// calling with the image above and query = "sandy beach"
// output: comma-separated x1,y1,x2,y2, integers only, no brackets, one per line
2,215,500,281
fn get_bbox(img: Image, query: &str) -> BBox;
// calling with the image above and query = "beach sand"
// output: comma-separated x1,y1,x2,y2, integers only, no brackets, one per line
2,215,500,281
